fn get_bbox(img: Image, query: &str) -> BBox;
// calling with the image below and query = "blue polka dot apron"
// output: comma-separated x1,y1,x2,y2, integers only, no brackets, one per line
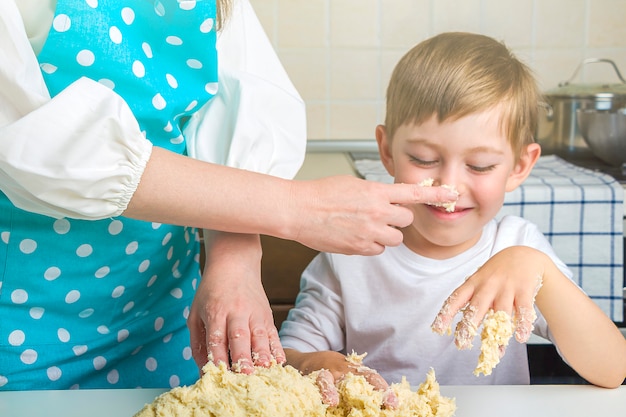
0,0,218,390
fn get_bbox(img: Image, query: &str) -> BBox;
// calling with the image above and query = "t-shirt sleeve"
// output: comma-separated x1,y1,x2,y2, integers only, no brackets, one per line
279,253,347,353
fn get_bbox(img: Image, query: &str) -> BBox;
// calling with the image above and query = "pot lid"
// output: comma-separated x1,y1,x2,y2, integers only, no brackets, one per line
544,58,626,99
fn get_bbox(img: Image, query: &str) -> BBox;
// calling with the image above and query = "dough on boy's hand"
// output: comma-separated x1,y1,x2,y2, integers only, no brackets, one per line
474,309,514,376
418,178,458,212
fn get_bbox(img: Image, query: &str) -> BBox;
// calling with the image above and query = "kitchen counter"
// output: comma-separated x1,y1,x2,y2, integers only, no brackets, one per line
0,384,624,417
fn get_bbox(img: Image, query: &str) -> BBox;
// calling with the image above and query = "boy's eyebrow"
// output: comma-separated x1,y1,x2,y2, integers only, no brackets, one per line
405,138,505,155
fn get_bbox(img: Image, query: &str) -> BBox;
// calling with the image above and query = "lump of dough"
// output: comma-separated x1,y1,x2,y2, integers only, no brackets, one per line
474,309,514,376
418,178,458,212
134,357,456,417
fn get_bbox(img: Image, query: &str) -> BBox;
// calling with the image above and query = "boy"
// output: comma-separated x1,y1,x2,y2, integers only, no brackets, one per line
279,32,626,404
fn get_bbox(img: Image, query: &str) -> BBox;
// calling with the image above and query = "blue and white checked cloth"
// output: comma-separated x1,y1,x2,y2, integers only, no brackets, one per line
353,154,624,322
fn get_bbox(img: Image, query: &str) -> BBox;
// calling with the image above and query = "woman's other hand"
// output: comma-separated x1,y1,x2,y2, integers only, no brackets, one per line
188,231,284,374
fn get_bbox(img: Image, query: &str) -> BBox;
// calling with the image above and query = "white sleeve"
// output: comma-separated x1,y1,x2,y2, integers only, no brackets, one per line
0,0,152,220
184,0,306,179
279,253,347,353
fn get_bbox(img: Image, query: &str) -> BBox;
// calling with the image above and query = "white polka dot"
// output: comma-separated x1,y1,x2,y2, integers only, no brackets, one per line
73,345,88,356
125,241,139,255
132,60,145,77
76,244,93,257
138,259,150,273
107,369,119,384
19,239,37,254
47,366,62,381
76,49,95,67
0,376,7,387
182,346,192,360
117,329,129,343
142,42,153,58
8,330,25,346
152,223,162,230
169,375,180,388
65,290,80,304
20,349,38,365
161,233,172,246
185,100,198,112
79,308,94,318
163,121,173,133
186,59,202,69
44,267,61,281
152,93,166,110
53,218,71,234
200,18,214,33
107,220,123,235
154,317,164,331
1,231,9,244
179,1,196,11
112,286,125,298
166,246,174,260
95,266,110,279
170,288,183,299
163,333,173,343
40,63,57,74
131,345,143,355
97,325,110,335
192,278,198,290
183,306,190,320
147,275,158,287
29,307,44,319
165,73,178,88
52,14,71,33
121,7,135,25
86,0,98,8
93,356,107,371
58,328,70,343
11,289,28,304
98,78,115,89
205,82,218,95
123,302,135,313
109,26,122,44
166,36,183,46
154,1,166,16
145,357,158,372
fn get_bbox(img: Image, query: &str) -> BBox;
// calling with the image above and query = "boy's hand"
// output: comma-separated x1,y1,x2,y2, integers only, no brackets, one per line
431,246,545,347
284,349,398,409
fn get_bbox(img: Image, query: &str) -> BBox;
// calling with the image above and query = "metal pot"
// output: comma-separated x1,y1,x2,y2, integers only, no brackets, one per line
577,108,626,166
537,58,626,154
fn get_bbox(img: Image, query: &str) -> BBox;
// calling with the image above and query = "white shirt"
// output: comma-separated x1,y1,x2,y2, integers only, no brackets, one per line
280,216,573,386
0,0,305,219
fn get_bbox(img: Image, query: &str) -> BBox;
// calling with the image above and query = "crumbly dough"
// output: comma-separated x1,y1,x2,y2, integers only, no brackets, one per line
418,178,458,212
473,309,514,376
134,356,456,417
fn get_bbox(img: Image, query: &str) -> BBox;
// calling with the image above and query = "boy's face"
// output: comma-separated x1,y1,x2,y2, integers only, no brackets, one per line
376,107,539,259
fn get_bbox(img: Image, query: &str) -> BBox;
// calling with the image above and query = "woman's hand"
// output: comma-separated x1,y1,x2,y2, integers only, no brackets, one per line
431,246,545,348
188,231,284,374
289,176,459,256
284,349,398,409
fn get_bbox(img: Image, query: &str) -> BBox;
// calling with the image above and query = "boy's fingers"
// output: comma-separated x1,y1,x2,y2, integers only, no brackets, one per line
316,370,339,407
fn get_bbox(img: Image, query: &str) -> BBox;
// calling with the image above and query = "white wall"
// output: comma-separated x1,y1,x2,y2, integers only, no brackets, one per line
250,0,626,141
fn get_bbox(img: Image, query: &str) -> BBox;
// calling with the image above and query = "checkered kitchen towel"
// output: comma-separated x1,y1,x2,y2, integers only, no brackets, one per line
353,154,624,322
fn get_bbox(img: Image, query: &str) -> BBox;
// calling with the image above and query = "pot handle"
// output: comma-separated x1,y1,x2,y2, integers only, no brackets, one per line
558,58,626,87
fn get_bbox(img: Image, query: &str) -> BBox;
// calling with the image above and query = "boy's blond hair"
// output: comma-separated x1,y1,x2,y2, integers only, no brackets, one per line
216,0,232,31
384,32,540,160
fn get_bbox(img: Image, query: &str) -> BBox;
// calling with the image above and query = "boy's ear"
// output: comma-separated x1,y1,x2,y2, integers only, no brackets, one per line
375,124,396,177
505,142,541,192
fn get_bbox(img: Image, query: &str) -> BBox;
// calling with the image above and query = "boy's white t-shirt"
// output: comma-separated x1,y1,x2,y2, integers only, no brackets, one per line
280,215,574,386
